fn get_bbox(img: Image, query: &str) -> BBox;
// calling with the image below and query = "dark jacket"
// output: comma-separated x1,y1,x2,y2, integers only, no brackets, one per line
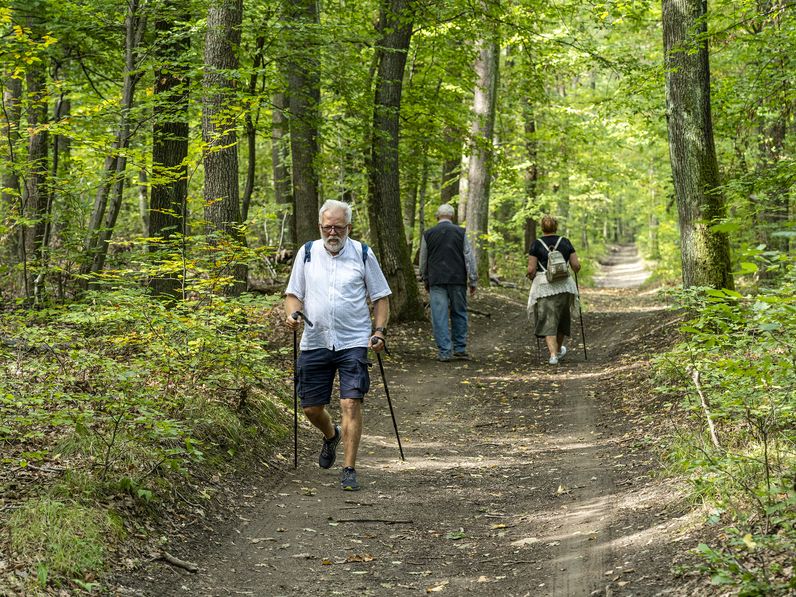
422,221,467,286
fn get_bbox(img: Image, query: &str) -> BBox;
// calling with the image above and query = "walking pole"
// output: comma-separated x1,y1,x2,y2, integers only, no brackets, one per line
290,311,314,468
574,272,587,361
370,337,405,461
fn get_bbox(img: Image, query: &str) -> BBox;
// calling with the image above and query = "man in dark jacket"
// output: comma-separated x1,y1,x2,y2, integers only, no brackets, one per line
419,204,478,362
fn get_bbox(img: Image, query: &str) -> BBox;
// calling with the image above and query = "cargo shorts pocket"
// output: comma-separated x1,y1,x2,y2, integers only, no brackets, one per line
340,352,371,398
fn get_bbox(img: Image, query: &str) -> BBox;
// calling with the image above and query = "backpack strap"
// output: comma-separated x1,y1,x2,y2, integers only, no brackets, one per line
303,239,369,265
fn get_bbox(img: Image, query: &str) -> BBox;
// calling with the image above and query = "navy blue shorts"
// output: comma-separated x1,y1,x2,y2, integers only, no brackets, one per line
297,347,371,407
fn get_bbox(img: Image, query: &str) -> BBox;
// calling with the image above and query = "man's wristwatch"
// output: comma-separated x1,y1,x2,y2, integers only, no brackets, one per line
374,326,387,335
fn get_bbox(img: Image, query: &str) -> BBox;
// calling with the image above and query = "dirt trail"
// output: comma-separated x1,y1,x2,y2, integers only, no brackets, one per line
121,249,702,597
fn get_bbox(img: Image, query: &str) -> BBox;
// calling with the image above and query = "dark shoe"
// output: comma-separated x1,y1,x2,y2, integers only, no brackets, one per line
319,425,341,469
437,354,452,362
453,351,471,360
341,467,360,491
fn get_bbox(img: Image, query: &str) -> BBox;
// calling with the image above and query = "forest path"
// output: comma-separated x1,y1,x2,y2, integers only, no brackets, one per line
121,248,701,597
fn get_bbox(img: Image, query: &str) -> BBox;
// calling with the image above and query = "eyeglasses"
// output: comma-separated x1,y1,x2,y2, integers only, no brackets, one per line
320,225,348,234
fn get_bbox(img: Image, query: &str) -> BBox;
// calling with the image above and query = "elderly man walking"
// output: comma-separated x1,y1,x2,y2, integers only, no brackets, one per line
419,204,478,362
284,200,391,491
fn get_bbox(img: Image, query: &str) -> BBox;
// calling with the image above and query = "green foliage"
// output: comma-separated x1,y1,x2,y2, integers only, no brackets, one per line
0,286,287,491
655,255,796,593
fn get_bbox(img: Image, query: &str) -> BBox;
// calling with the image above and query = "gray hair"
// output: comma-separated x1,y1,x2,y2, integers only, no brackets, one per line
436,203,455,219
318,200,352,224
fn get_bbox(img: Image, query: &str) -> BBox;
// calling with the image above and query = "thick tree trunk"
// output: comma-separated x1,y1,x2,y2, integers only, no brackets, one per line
202,0,246,294
271,91,293,248
367,0,423,322
285,0,320,247
663,0,734,289
465,35,499,284
150,1,190,298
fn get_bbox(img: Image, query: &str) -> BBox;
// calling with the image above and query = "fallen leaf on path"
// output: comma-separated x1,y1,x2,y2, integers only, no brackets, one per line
426,580,449,592
511,537,540,547
346,553,375,563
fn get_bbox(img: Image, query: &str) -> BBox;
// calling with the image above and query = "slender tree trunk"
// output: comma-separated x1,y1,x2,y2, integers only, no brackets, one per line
465,34,499,284
2,75,22,293
24,52,49,301
522,99,538,253
285,0,320,247
203,0,246,294
242,35,265,223
138,170,149,235
83,0,146,282
367,0,423,322
663,0,733,289
440,129,461,207
150,1,190,298
272,90,293,248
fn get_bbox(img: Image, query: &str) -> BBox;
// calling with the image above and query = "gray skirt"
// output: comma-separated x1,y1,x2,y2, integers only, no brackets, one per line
534,292,573,337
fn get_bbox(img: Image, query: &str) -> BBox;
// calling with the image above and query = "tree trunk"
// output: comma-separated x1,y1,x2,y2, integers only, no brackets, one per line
367,0,423,322
242,35,265,223
272,90,293,248
285,0,320,247
663,0,734,289
465,34,499,284
202,0,246,294
522,99,539,253
2,74,22,293
83,0,146,282
24,50,49,301
440,129,461,208
150,1,190,298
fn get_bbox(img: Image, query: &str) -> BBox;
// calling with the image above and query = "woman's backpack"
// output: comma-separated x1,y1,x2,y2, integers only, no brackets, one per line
539,237,570,282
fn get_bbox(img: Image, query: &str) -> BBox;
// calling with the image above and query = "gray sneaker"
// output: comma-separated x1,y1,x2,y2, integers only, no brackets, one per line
340,467,360,491
319,425,341,469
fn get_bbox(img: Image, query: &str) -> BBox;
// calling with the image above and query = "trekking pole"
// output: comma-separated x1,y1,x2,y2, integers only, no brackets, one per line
290,311,314,468
574,272,587,360
370,337,405,461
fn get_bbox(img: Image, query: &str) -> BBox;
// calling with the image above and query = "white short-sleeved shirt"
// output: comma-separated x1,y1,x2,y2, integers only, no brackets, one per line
285,238,392,351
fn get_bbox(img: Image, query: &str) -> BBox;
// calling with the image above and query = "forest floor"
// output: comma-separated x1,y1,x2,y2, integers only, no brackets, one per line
116,245,718,597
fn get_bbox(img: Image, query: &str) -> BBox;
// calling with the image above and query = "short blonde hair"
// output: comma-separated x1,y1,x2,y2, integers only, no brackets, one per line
540,215,558,234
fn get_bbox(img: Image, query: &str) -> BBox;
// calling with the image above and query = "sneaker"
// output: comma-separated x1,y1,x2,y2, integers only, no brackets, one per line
340,467,360,491
557,346,567,360
436,354,452,362
548,355,559,365
319,425,341,469
453,351,471,360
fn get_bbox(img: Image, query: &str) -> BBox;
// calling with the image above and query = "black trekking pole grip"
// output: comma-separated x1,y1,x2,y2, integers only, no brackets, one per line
574,271,587,361
291,310,314,327
371,338,405,461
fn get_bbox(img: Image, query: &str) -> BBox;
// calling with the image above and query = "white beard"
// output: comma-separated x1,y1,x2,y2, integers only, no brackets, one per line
323,235,347,254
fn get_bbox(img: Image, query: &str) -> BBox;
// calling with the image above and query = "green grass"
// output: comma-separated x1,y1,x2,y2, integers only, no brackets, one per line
9,497,119,587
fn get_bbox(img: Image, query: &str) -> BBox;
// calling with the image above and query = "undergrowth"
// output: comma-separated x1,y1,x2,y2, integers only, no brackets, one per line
0,287,289,592
655,253,796,596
